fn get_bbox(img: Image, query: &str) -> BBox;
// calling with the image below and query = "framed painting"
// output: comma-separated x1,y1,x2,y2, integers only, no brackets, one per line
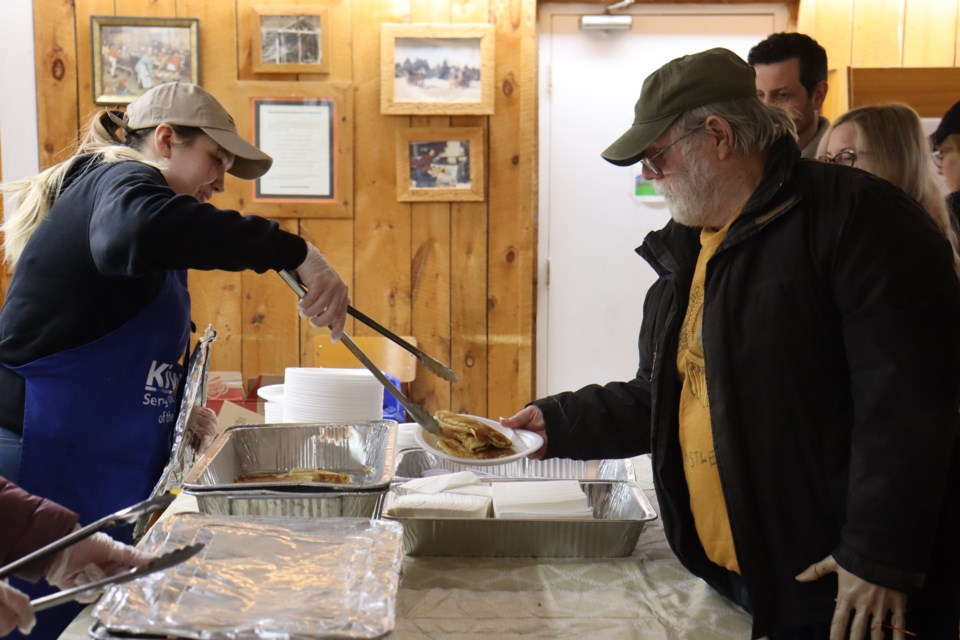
381,24,494,115
91,16,199,105
251,5,330,74
396,127,485,202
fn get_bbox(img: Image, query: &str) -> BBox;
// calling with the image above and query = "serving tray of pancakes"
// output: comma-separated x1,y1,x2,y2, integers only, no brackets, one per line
183,421,398,492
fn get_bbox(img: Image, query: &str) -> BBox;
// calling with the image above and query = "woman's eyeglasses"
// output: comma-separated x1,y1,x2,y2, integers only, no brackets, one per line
817,148,865,167
933,147,956,169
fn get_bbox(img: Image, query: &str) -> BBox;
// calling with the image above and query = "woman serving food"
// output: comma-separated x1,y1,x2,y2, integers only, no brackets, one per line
0,82,349,640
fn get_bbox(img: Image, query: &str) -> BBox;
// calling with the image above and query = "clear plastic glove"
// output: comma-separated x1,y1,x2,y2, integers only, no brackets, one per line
0,580,35,635
796,554,908,640
186,406,217,440
186,405,218,452
294,243,349,341
500,405,548,459
45,532,153,602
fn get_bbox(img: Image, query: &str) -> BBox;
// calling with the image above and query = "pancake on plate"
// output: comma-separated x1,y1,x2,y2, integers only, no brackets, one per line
435,411,516,459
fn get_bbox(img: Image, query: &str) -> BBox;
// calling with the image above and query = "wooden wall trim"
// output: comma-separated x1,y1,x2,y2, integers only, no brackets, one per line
848,67,960,117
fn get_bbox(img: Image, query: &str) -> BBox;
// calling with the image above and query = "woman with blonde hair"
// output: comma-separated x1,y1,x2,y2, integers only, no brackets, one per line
817,102,960,276
0,81,350,640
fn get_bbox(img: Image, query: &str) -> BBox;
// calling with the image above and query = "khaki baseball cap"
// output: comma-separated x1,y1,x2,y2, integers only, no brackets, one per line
602,48,758,166
125,82,272,179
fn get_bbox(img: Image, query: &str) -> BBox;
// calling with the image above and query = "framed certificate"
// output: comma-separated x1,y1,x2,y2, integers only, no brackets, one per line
254,98,336,201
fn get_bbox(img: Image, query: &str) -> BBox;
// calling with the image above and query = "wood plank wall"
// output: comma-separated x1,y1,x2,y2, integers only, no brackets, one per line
19,0,956,418
797,0,960,119
26,0,535,419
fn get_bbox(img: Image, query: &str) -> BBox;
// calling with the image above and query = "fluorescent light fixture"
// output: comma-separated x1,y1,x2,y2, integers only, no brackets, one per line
579,14,633,31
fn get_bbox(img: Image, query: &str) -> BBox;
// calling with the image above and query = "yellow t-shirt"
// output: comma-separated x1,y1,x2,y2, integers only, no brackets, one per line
676,213,741,574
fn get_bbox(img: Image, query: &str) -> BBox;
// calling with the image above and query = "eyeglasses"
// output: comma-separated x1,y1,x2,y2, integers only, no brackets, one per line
817,148,868,167
933,147,956,169
639,126,704,177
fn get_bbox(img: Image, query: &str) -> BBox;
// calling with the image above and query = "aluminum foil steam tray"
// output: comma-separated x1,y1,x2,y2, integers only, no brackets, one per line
183,421,398,492
384,479,657,558
92,513,404,639
393,448,638,482
188,488,385,519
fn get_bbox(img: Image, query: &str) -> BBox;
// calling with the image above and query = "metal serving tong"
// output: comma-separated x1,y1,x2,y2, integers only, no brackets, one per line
0,494,176,581
0,494,203,612
279,270,459,384
278,270,443,434
30,543,204,612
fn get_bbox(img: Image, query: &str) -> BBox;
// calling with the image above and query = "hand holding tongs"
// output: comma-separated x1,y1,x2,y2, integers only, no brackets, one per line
0,494,176,581
30,543,204,612
279,270,444,434
0,495,203,611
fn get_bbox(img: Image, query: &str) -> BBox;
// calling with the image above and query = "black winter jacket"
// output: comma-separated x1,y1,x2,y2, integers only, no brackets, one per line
536,137,960,637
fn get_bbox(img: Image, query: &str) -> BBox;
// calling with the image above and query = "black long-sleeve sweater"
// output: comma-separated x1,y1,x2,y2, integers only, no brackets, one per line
0,156,307,432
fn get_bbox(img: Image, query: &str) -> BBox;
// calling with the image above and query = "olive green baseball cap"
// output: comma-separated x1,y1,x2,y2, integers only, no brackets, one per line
125,82,273,179
602,48,758,166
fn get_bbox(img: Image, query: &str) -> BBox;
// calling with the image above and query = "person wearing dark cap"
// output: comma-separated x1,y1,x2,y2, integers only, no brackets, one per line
932,100,960,226
748,32,829,159
0,82,349,638
503,48,960,639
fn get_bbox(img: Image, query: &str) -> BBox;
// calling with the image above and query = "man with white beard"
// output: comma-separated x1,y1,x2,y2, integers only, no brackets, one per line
502,48,960,639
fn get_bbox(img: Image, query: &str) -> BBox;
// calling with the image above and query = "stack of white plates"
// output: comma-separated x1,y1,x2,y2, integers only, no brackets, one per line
256,384,286,423
282,367,384,423
263,401,284,423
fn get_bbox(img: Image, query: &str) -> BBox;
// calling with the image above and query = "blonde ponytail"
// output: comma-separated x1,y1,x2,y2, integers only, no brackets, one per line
1,109,156,266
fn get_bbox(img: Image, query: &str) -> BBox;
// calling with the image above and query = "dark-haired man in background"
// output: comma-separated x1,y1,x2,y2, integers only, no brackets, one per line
748,32,829,158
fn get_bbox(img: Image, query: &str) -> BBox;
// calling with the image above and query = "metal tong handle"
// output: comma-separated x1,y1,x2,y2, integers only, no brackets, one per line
278,271,440,434
345,306,459,383
30,543,204,612
279,270,459,383
339,334,440,434
0,494,176,580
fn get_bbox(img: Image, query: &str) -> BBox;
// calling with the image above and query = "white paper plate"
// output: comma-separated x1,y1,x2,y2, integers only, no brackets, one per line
256,384,285,402
415,414,544,466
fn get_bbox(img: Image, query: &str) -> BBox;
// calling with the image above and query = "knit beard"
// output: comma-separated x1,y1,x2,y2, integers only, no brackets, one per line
655,150,729,229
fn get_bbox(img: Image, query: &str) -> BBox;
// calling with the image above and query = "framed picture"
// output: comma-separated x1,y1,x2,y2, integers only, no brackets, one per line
381,24,494,115
253,97,337,201
251,5,330,74
396,127,485,202
230,82,354,219
91,16,199,105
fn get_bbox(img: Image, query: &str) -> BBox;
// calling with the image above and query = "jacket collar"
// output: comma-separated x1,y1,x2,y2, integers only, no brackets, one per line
740,135,800,221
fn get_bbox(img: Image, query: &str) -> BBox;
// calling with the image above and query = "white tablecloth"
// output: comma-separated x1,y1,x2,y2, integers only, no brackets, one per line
58,455,753,639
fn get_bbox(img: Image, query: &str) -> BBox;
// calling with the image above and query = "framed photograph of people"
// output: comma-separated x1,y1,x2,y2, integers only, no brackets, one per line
250,5,330,74
91,16,199,105
381,24,494,115
396,127,485,202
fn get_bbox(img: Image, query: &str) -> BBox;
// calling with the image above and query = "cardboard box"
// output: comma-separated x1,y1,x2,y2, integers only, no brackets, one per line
215,400,265,435
246,374,284,402
206,371,247,414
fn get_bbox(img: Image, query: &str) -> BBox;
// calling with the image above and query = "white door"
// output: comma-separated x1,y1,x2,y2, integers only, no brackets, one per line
537,5,787,397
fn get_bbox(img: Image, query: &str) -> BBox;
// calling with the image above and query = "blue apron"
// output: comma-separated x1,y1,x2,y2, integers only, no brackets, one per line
6,270,190,640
